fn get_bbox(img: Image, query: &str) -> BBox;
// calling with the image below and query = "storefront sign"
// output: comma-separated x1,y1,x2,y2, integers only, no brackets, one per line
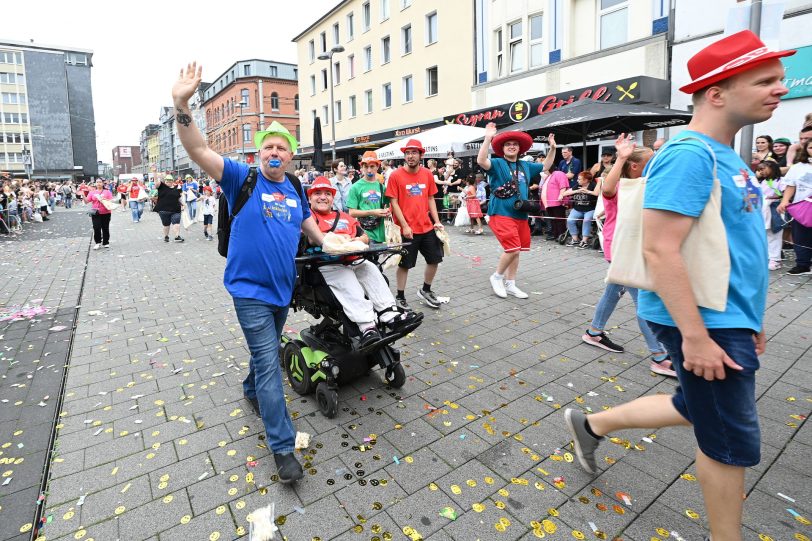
782,45,812,100
444,76,670,128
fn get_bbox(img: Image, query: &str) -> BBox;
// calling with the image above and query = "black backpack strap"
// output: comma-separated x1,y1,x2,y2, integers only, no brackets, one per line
231,167,259,219
284,172,306,209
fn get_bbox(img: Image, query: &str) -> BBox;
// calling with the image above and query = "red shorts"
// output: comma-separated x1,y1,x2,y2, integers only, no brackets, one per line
489,215,531,253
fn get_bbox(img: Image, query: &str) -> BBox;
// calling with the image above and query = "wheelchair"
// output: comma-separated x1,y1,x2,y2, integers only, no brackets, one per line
557,212,603,251
281,243,424,418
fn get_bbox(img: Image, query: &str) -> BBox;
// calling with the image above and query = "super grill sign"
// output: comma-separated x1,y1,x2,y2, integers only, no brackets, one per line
445,76,670,128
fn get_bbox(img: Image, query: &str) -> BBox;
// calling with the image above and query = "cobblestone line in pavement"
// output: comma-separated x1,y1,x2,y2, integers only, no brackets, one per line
0,208,91,541
28,209,812,541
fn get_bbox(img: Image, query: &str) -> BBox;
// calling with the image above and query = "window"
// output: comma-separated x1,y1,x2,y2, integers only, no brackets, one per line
294,94,299,111
382,83,392,108
334,61,341,84
348,54,355,79
320,31,327,52
508,20,523,73
381,36,391,64
335,100,342,122
321,68,328,90
380,0,389,20
529,13,544,68
271,92,279,111
309,40,315,62
401,24,412,54
310,75,316,95
0,52,23,64
333,23,340,46
241,89,249,106
322,105,329,124
363,46,372,71
402,75,413,103
362,2,371,31
243,124,251,143
312,109,317,123
347,12,355,41
364,89,373,113
495,28,503,77
349,95,357,117
599,0,628,49
0,72,24,84
426,66,438,96
2,92,24,104
243,64,252,76
270,65,278,77
401,0,411,8
426,12,438,44
65,52,87,66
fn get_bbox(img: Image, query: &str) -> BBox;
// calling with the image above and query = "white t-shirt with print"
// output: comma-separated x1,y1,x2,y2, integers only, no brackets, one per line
784,161,812,203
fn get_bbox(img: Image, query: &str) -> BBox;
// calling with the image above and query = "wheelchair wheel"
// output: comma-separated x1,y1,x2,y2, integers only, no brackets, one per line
384,363,406,389
283,340,314,396
316,382,339,418
557,232,568,245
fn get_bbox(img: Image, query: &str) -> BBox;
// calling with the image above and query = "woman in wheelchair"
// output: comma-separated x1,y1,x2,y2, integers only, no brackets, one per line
306,176,420,349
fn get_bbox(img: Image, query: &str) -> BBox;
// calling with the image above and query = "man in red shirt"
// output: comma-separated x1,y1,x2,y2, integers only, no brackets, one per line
309,177,418,347
384,139,445,309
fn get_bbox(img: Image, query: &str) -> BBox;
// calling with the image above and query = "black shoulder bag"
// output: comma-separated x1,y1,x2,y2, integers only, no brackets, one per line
217,168,306,258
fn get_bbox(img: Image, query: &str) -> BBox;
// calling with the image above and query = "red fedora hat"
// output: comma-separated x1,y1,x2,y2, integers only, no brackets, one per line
680,30,795,94
400,138,426,154
306,176,336,198
491,131,533,158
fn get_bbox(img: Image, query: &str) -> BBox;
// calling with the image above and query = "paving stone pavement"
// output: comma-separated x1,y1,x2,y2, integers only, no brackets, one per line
2,206,810,541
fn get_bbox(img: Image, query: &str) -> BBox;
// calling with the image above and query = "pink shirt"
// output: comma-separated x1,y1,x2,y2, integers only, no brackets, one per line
87,189,113,215
601,191,618,262
540,171,570,209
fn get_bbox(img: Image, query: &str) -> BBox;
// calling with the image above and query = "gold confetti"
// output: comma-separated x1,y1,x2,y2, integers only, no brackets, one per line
115,506,126,515
110,467,118,476
484,476,495,485
19,523,32,533
466,479,477,487
450,484,462,494
236,501,245,510
163,495,174,504
472,503,485,512
686,509,700,519
64,510,75,520
121,483,131,493
180,515,191,524
542,519,557,534
572,530,585,539
209,532,220,541
74,529,87,539
216,505,226,515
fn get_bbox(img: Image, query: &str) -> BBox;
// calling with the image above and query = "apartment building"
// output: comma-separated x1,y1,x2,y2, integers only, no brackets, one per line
0,39,98,180
202,59,299,164
293,0,475,162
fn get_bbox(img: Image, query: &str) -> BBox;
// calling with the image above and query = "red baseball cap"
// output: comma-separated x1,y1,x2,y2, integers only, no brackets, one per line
400,138,426,155
680,30,795,94
306,176,336,198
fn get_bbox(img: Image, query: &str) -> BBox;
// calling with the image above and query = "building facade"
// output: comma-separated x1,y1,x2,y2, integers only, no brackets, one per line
112,145,142,177
202,60,299,165
293,0,475,162
462,0,671,164
0,40,98,180
158,106,174,174
670,0,812,152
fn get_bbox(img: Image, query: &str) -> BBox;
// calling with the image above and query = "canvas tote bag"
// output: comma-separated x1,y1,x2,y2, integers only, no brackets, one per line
606,136,730,312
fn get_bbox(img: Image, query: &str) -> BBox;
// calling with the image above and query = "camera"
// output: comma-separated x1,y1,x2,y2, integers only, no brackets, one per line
513,199,542,214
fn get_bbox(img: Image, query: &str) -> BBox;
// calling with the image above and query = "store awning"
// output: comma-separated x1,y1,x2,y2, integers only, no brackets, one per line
375,124,486,160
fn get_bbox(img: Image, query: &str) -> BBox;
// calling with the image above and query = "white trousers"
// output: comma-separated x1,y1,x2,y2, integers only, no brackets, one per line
319,260,396,325
766,229,783,262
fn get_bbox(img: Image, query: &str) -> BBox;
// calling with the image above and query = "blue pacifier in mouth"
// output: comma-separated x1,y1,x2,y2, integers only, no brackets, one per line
269,159,281,167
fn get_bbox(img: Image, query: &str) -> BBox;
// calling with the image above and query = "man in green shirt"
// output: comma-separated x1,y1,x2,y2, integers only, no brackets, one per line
347,151,389,243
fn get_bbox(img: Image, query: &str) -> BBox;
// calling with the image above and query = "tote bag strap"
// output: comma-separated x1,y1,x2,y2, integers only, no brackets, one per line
645,135,718,181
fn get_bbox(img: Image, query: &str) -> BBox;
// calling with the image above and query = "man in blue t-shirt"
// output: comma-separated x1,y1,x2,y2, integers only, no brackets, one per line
172,62,324,484
564,31,795,541
557,146,582,188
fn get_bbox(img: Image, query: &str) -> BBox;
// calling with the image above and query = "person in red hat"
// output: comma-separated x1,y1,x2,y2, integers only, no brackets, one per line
308,176,419,348
565,30,794,541
348,151,389,244
384,138,446,310
477,124,556,299
200,185,216,240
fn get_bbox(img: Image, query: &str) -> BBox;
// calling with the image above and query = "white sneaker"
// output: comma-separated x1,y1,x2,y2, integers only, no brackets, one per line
93,243,101,250
505,283,529,299
490,274,507,298
768,260,781,271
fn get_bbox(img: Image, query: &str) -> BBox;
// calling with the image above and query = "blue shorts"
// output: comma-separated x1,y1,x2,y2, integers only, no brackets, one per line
647,322,761,467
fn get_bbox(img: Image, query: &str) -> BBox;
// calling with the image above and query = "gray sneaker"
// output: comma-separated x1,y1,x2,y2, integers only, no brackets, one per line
564,408,600,474
416,288,441,309
396,298,411,311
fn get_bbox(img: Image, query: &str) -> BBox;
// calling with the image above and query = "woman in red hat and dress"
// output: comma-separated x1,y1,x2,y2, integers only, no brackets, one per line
477,123,555,298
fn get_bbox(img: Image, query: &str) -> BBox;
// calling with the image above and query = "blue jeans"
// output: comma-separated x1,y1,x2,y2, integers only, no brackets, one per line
792,219,812,267
129,200,140,222
233,297,296,454
187,200,197,220
648,322,761,467
566,209,594,238
64,197,72,209
591,283,664,353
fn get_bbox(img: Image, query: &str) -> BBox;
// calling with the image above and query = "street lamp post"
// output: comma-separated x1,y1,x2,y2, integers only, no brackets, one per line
318,44,345,163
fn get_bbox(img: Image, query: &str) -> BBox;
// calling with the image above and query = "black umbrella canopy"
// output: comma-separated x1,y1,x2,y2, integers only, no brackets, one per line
313,117,325,172
498,99,693,144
